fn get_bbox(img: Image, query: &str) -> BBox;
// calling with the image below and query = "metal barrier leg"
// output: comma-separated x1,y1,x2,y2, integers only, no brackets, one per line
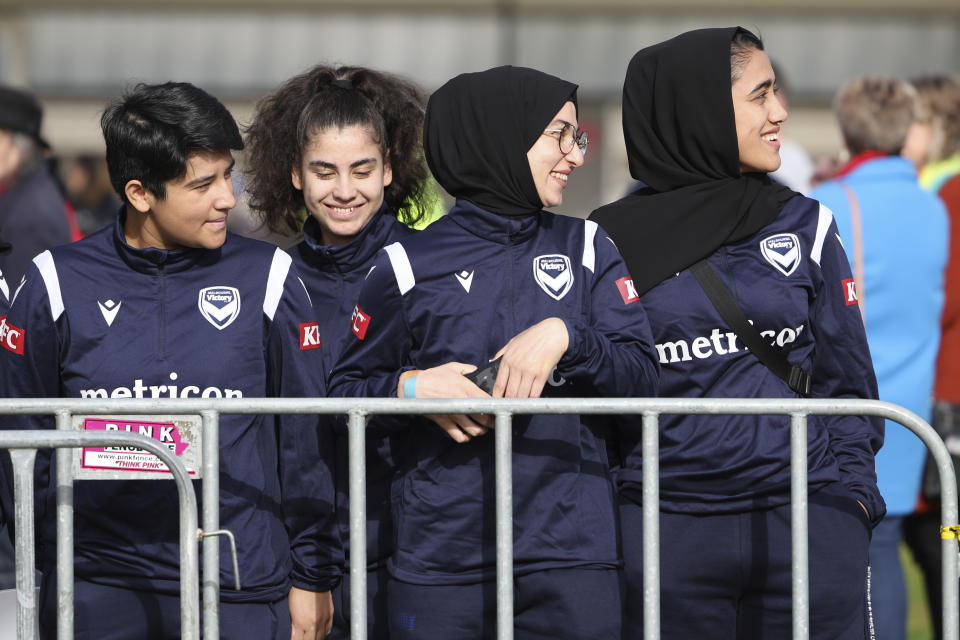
495,411,513,640
790,413,809,640
55,410,73,640
642,412,660,640
10,448,38,640
348,410,368,640
938,449,960,640
201,410,220,640
942,534,958,640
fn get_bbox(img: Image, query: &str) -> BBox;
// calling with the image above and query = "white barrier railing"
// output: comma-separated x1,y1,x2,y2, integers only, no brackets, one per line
1,397,956,640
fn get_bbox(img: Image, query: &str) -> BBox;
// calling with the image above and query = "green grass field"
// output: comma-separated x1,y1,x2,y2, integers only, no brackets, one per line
905,543,934,640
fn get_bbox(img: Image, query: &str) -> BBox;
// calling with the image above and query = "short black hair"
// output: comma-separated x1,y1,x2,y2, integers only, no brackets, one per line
101,81,242,202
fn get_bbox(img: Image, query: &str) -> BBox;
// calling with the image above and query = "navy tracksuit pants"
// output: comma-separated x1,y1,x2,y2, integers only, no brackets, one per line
328,565,390,639
39,575,291,639
387,566,622,639
619,482,873,640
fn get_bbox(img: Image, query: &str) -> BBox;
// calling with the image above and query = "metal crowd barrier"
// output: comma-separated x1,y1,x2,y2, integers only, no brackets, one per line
1,397,957,640
0,428,199,640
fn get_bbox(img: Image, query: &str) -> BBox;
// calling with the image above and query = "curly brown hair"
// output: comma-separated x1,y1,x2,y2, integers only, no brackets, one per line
245,65,431,235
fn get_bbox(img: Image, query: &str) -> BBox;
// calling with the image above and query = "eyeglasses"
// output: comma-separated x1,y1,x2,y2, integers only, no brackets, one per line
542,123,588,157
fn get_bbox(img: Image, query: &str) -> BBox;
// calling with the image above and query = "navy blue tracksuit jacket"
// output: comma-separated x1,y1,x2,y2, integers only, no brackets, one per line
290,207,415,572
616,195,885,522
0,213,340,601
330,199,660,585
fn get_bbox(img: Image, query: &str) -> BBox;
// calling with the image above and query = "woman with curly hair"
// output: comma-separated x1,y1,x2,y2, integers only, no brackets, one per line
245,64,433,639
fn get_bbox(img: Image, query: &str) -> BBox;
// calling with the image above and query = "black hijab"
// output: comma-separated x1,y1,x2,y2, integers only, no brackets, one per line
424,65,578,218
590,27,797,295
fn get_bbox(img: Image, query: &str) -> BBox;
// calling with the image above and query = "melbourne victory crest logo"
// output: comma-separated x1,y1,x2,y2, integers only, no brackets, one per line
198,286,241,330
533,254,574,300
760,233,801,277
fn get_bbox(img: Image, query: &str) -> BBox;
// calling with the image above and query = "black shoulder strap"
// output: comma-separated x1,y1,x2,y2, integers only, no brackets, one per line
689,259,812,397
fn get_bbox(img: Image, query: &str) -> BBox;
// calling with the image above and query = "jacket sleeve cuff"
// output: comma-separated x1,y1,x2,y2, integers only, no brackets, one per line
289,570,342,593
558,318,584,369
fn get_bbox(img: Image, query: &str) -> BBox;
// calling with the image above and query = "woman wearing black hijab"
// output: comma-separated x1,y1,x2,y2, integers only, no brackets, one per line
331,66,659,638
590,28,883,639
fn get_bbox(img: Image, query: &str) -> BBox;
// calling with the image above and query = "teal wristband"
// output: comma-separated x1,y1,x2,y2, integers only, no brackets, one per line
403,375,417,399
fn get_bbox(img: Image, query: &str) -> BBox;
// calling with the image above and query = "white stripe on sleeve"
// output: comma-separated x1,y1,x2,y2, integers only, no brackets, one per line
263,248,292,320
583,220,598,273
34,250,64,321
811,203,834,266
384,242,416,295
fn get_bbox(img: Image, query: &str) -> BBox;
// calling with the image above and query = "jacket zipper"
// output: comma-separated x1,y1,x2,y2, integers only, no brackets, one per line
507,234,517,338
158,263,166,359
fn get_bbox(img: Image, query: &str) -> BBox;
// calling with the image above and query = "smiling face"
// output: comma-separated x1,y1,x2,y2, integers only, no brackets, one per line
292,124,392,247
126,150,236,251
732,49,788,174
526,101,584,209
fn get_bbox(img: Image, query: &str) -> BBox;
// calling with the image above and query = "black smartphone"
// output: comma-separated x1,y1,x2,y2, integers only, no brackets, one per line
465,357,501,394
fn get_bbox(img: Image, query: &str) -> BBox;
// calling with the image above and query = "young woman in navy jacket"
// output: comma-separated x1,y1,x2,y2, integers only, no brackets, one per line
245,64,434,639
591,27,883,640
331,65,659,639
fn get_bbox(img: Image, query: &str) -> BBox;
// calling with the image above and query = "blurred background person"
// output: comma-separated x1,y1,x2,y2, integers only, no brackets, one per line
0,85,81,291
904,72,960,640
917,75,960,194
810,74,949,640
61,153,120,235
0,84,81,594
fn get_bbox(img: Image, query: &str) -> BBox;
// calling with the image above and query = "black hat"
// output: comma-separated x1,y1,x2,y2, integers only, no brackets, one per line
0,86,49,148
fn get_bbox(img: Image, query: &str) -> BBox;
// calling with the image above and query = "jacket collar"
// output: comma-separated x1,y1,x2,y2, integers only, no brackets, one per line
112,207,217,274
445,199,541,245
297,204,399,272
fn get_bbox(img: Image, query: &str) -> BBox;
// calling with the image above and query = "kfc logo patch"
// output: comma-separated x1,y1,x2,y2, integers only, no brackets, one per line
0,316,25,355
198,286,241,330
300,322,322,350
842,278,859,306
616,277,639,305
351,305,370,340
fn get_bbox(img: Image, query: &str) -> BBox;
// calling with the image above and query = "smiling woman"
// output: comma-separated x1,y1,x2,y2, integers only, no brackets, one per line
291,122,393,246
123,151,236,250
590,27,883,640
328,65,659,639
0,81,337,640
244,64,433,640
731,40,788,174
